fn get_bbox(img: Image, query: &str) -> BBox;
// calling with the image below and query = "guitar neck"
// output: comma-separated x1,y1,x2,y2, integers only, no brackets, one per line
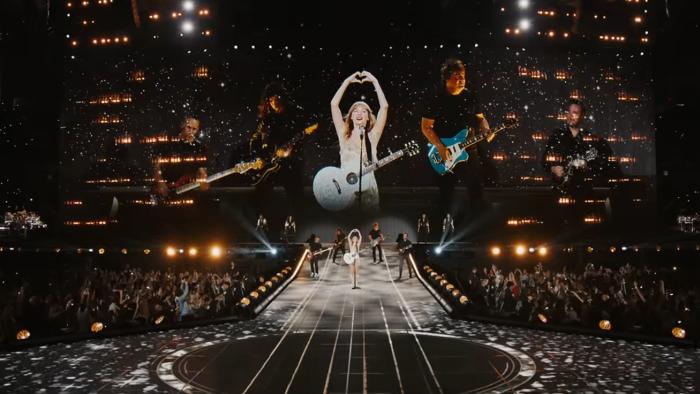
361,150,405,176
459,124,507,150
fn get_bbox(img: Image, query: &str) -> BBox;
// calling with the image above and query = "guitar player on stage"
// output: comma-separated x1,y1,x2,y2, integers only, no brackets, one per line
541,99,609,225
368,222,385,264
152,116,209,199
396,232,414,280
332,228,347,265
249,82,317,214
420,58,494,223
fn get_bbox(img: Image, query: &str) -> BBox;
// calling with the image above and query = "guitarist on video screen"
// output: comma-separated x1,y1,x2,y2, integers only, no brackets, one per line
249,82,318,213
420,58,495,221
152,116,209,200
541,99,610,223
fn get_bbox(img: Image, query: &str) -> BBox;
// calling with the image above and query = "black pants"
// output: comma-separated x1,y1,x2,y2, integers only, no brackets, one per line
332,244,346,262
398,253,413,278
309,257,319,274
372,243,384,262
417,229,429,243
435,151,486,220
252,161,304,216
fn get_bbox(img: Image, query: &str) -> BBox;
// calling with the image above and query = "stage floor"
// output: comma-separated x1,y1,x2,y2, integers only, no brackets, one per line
0,250,696,393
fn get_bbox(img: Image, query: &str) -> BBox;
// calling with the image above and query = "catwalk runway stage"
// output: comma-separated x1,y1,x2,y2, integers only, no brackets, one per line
0,249,696,393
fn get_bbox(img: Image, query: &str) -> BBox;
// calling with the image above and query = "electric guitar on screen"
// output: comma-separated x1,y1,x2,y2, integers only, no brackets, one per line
150,159,264,204
250,123,319,186
312,140,420,211
427,119,519,175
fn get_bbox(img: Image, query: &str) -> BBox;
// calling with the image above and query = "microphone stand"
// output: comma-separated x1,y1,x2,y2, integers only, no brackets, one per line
357,127,365,210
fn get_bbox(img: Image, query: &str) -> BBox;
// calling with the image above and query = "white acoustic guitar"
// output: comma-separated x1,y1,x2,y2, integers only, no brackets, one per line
312,140,420,211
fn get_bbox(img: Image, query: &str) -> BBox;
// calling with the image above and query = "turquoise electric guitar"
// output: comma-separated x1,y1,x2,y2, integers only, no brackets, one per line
427,120,518,175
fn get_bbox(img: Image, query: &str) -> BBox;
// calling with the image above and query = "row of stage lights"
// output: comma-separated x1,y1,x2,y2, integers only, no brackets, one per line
423,265,688,341
431,243,700,257
1,244,698,256
434,244,547,257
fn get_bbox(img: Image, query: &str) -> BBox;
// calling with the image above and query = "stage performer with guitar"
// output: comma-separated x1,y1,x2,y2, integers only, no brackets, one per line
152,117,209,200
249,82,318,213
368,222,385,264
329,70,389,210
420,58,497,222
344,229,362,289
541,99,610,224
396,232,414,280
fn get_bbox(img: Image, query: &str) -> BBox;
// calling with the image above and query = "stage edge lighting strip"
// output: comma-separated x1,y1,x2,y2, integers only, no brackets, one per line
253,249,308,315
409,254,453,315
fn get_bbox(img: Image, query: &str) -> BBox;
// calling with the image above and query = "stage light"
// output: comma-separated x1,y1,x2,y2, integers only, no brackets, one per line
154,315,165,325
144,249,150,255
16,329,31,340
166,246,177,257
459,295,469,305
240,297,251,306
598,320,612,331
515,245,527,256
528,247,535,253
537,314,548,324
91,322,105,333
537,247,548,256
434,247,443,255
121,248,128,255
671,327,686,339
188,247,198,257
270,248,278,255
210,245,222,258
517,0,530,9
181,21,194,33
609,246,617,253
451,289,461,298
182,1,195,11
519,19,531,31
490,246,501,256
98,248,105,255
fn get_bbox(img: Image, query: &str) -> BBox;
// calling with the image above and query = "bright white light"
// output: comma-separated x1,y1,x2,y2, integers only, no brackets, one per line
182,1,195,11
517,0,530,9
270,248,278,255
434,247,443,255
519,19,531,30
181,21,194,33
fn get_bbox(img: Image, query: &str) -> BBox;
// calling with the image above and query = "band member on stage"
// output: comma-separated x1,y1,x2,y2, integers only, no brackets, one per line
281,215,296,243
255,213,269,237
330,71,389,210
368,222,385,264
308,235,322,278
417,212,430,243
396,232,414,280
347,229,362,289
249,82,317,213
541,99,610,223
420,59,494,221
332,227,347,264
152,117,208,199
442,213,455,238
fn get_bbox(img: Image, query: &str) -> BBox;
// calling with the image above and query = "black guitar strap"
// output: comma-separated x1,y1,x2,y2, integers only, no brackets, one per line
364,129,374,164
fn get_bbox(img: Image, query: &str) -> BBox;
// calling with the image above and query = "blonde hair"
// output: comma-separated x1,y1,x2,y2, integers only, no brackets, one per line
343,101,376,139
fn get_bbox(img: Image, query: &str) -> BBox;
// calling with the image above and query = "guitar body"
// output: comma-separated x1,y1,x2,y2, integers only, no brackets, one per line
427,128,471,175
343,252,358,265
312,166,376,211
251,161,281,186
